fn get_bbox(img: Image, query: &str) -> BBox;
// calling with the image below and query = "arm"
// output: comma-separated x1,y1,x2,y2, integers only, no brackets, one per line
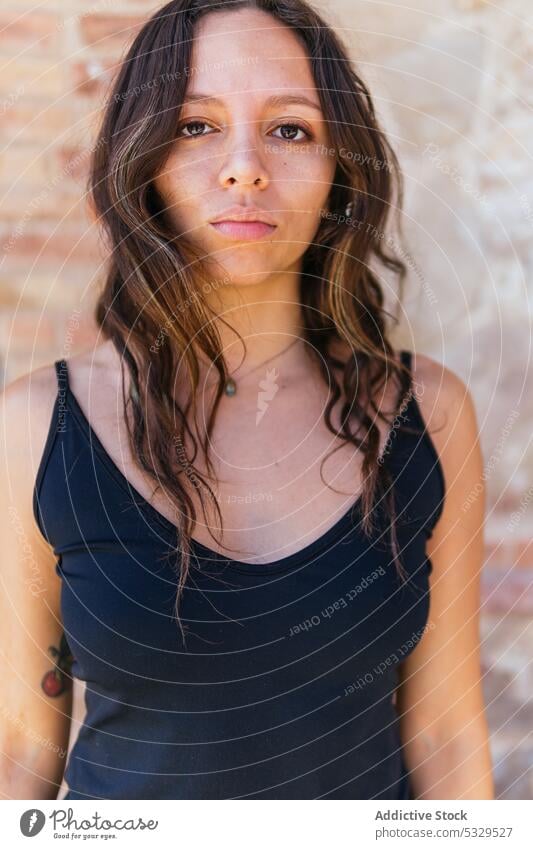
396,355,494,799
0,368,73,799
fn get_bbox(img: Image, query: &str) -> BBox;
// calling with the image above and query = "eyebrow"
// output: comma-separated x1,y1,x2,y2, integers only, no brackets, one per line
182,92,323,112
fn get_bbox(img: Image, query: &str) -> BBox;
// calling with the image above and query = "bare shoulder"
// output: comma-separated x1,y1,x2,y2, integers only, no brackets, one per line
61,338,122,390
1,360,62,555
1,360,60,471
1,340,118,431
2,359,58,410
408,350,483,525
0,341,118,535
409,350,479,445
58,339,126,433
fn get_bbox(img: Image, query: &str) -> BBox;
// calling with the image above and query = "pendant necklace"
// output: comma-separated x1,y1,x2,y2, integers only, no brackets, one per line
224,337,301,397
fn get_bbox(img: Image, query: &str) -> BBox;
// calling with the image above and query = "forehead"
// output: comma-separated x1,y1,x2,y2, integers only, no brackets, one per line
188,8,318,106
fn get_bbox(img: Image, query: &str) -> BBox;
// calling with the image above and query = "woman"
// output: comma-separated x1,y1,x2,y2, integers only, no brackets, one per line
1,0,494,800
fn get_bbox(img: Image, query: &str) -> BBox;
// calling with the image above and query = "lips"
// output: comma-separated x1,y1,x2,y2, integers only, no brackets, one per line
209,205,278,241
210,220,277,241
209,205,278,227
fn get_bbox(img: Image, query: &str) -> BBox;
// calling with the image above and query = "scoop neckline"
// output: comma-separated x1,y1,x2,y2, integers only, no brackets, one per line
58,351,412,576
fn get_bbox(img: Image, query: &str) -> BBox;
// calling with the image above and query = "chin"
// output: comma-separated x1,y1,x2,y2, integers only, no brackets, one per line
205,254,283,285
215,269,279,287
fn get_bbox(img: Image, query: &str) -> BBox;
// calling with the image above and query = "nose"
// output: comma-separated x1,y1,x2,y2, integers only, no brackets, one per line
217,125,269,190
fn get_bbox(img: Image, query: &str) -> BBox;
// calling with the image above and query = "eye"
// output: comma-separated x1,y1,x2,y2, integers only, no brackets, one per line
176,120,216,138
176,119,313,142
270,122,312,142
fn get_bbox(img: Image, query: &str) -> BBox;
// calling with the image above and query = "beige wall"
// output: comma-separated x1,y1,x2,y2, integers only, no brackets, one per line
324,5,533,796
1,0,531,799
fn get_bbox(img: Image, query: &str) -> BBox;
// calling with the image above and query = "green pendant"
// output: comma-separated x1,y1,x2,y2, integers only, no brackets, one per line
224,377,237,397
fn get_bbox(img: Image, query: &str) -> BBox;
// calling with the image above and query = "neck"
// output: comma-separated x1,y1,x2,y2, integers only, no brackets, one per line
201,267,307,373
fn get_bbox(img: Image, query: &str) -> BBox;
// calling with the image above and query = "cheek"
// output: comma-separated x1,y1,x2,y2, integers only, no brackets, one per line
284,159,335,242
155,157,213,221
277,155,335,207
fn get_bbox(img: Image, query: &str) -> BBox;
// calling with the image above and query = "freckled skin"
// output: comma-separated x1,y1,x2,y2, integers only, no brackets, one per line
153,7,337,289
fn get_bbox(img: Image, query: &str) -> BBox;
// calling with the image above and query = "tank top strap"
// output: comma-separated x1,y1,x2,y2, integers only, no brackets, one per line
397,349,414,411
396,348,429,442
390,348,427,448
53,358,70,397
33,359,72,543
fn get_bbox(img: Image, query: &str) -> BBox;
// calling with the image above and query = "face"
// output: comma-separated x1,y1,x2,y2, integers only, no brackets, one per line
153,8,337,288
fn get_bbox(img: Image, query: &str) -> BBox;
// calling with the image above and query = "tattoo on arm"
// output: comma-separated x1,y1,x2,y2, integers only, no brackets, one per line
41,633,74,697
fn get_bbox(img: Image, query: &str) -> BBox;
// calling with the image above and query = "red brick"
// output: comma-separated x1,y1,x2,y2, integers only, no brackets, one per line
481,567,533,615
70,58,117,98
3,351,59,385
54,144,96,182
0,145,51,186
0,186,85,223
512,539,533,570
0,227,103,265
0,100,72,145
1,273,57,310
483,537,533,571
493,746,533,800
80,14,145,52
0,56,64,98
483,539,513,570
0,309,58,353
0,12,61,52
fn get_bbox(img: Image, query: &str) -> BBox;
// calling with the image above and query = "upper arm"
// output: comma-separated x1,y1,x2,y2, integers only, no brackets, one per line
0,368,73,799
396,354,487,742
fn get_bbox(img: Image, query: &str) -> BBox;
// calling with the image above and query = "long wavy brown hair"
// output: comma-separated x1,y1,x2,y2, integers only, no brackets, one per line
88,0,418,641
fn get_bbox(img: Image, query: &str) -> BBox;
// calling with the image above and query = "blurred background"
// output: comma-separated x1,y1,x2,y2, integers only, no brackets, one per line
0,0,531,798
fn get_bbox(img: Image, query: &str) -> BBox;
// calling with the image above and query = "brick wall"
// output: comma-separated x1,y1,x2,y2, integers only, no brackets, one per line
1,0,531,800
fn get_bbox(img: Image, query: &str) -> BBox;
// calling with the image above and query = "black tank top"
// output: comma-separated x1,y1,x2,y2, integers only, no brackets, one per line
33,349,445,800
